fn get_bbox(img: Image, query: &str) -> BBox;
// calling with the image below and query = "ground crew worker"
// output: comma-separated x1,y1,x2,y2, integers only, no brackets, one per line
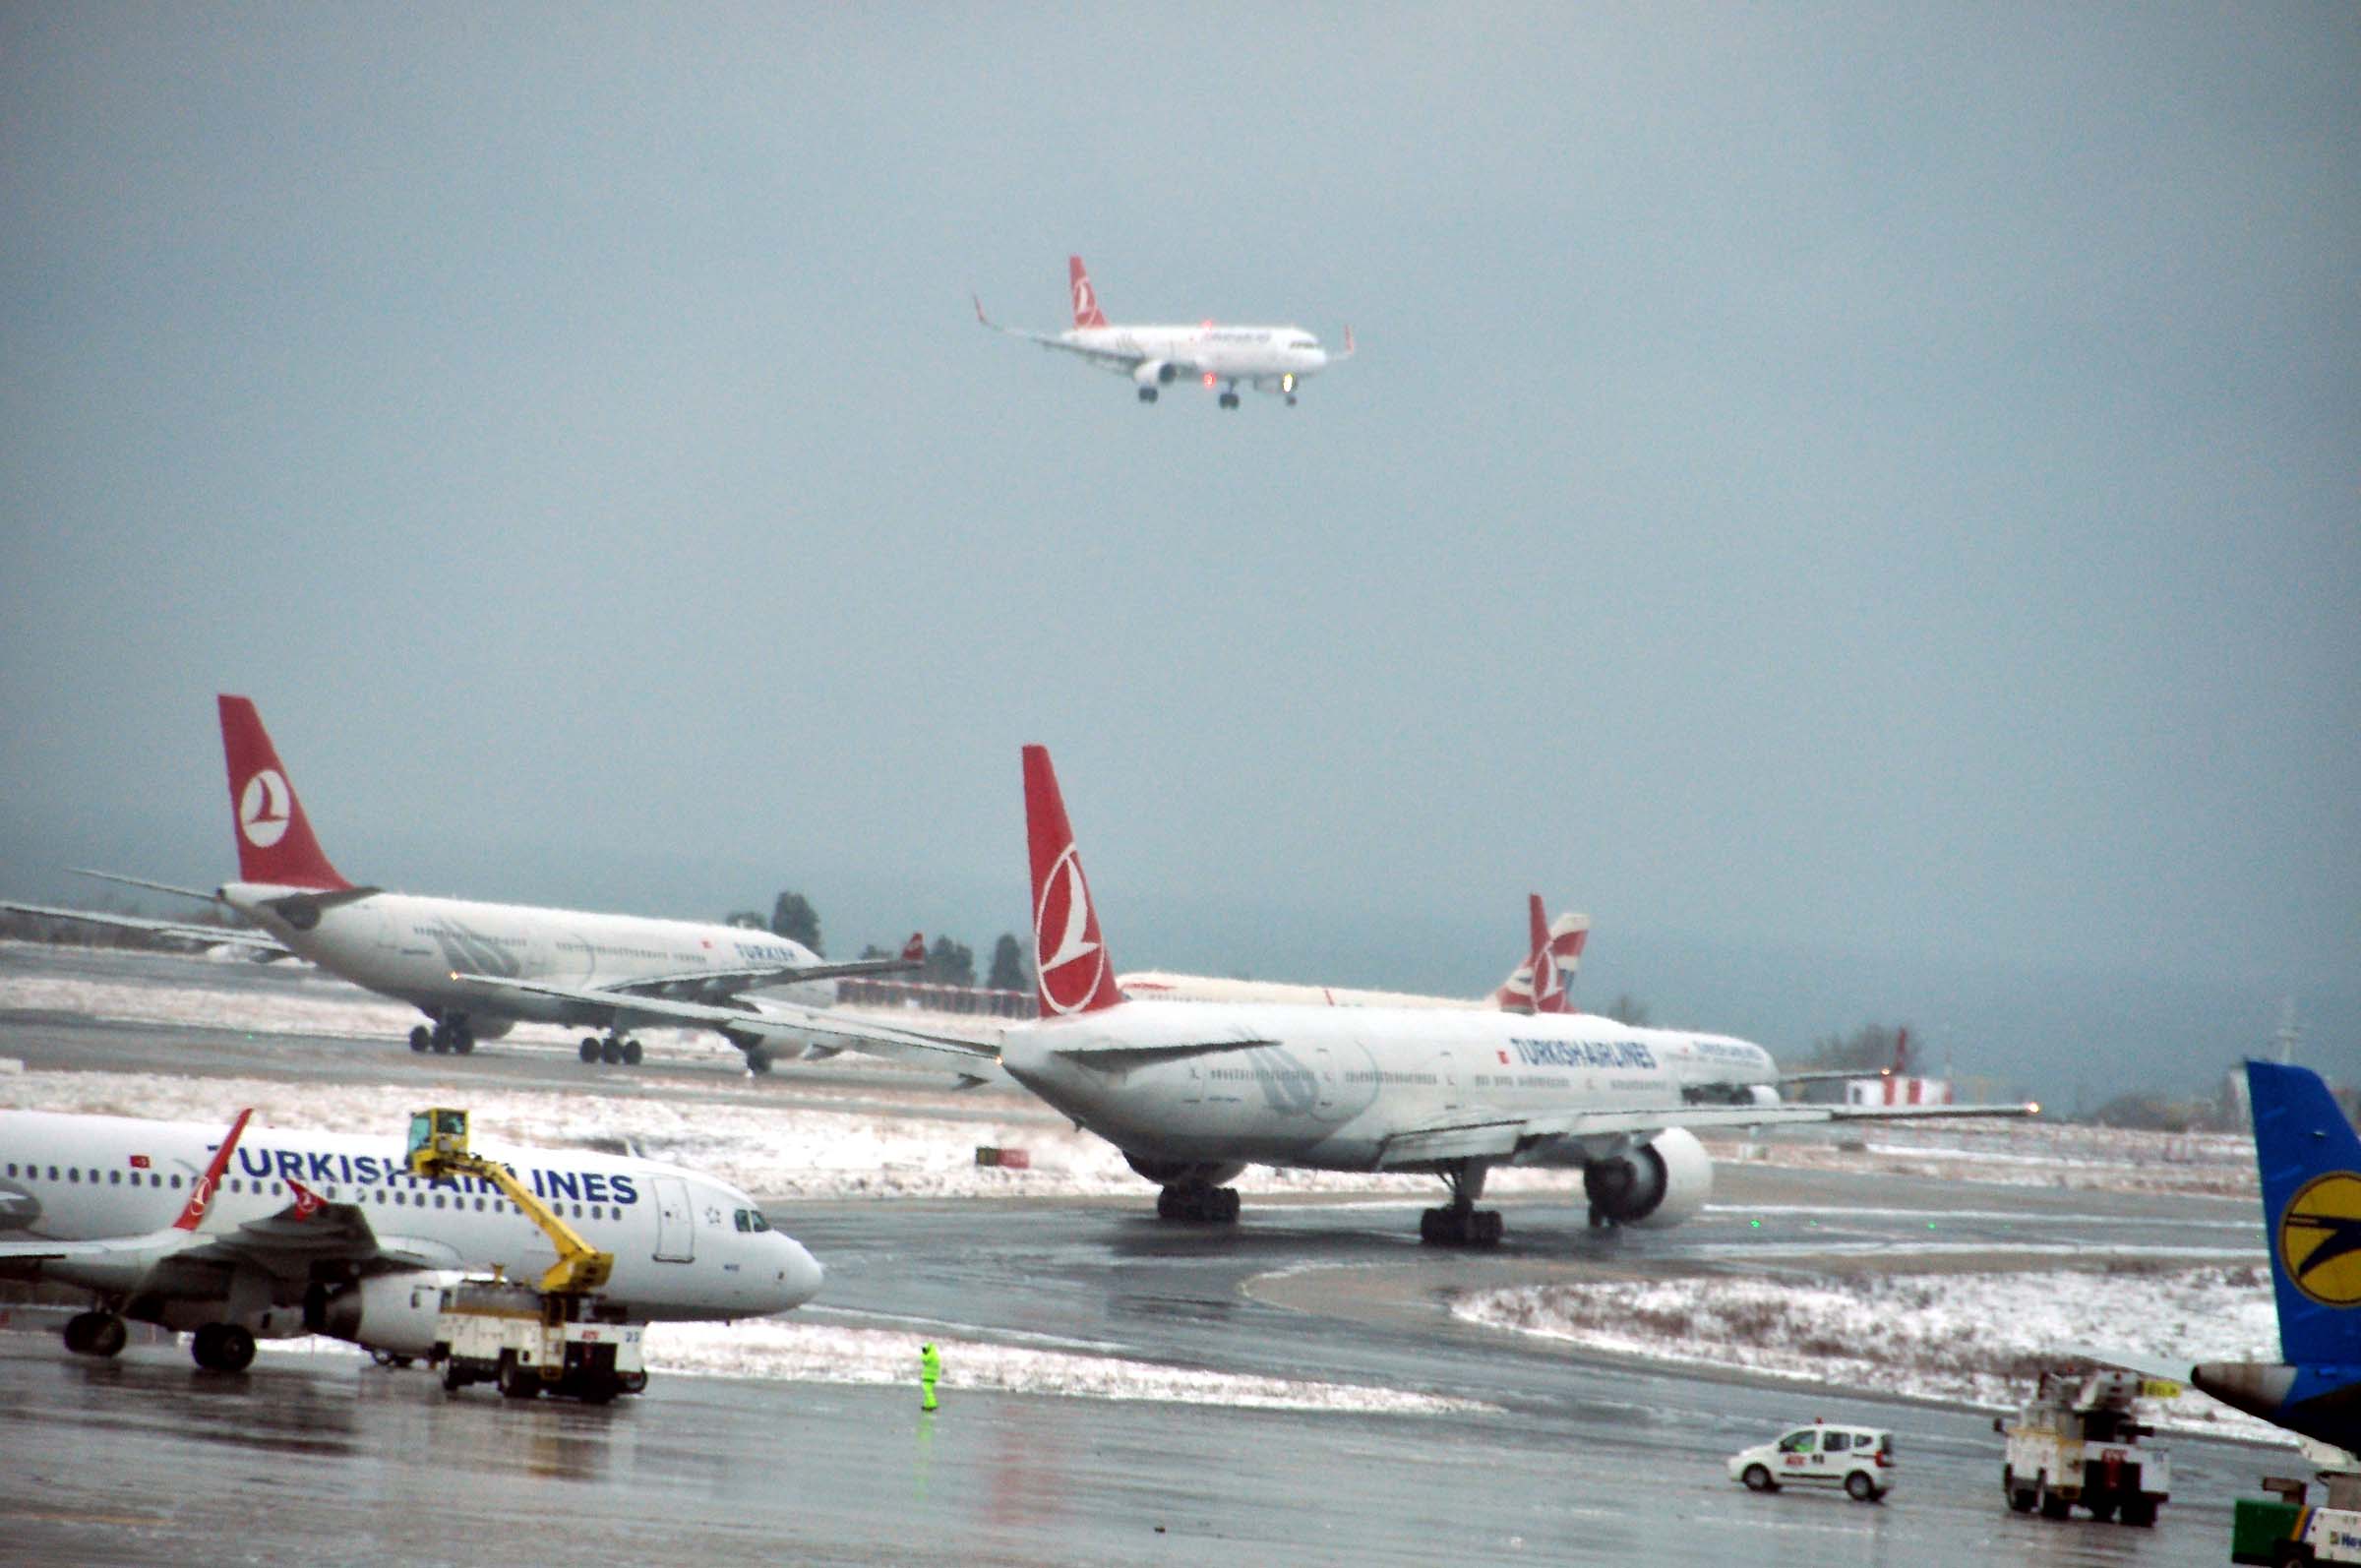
920,1341,941,1411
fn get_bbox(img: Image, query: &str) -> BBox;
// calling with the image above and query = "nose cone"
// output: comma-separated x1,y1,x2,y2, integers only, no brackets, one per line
1308,348,1330,371
769,1235,824,1310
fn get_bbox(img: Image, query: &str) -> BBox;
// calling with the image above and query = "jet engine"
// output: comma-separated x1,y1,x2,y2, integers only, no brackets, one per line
468,1016,515,1041
1123,1152,1245,1188
305,1271,463,1358
1581,1127,1712,1228
1132,360,1179,388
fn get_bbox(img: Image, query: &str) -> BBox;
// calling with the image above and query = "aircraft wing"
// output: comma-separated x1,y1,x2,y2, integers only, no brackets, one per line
451,974,1006,1077
0,1194,452,1282
1374,1098,2038,1169
601,952,924,1000
973,296,1169,372
183,1193,459,1276
0,900,288,956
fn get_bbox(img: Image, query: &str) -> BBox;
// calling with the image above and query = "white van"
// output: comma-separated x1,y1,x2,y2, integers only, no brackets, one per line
1727,1422,1895,1502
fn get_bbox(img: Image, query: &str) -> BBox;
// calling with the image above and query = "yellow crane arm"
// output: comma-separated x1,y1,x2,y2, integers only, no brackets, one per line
407,1108,614,1297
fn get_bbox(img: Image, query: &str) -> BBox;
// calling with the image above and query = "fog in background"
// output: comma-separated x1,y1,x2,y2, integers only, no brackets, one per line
4,6,2355,1104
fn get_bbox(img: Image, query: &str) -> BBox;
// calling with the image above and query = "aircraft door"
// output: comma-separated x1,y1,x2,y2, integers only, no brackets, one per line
1313,1046,1336,1116
651,1176,695,1263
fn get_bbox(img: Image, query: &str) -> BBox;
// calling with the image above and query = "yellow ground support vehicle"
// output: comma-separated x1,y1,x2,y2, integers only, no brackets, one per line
406,1108,640,1402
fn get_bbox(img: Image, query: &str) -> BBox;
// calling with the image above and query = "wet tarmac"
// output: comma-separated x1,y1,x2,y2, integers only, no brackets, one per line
0,941,2288,1564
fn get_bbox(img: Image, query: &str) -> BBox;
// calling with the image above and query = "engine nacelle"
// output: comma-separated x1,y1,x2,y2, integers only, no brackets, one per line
1581,1127,1713,1228
1132,359,1179,388
468,1016,515,1041
1746,1083,1781,1107
1123,1152,1246,1188
305,1271,464,1357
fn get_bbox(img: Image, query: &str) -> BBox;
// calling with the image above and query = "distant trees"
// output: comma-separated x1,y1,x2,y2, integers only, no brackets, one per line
1802,1022,1910,1076
986,933,1030,993
1603,994,1651,1027
770,892,822,956
920,935,976,988
724,910,766,931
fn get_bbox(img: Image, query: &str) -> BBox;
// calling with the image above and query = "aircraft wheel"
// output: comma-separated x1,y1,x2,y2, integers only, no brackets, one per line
579,1037,601,1063
1137,387,1157,403
622,1039,643,1066
63,1311,104,1356
409,1026,432,1054
89,1314,127,1357
451,1025,474,1055
1220,392,1241,409
1742,1464,1777,1493
601,1039,625,1065
215,1325,256,1372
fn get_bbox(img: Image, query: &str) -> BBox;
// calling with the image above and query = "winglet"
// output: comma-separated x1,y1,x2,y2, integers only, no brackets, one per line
1022,746,1123,1017
284,1176,326,1220
173,1108,254,1231
972,293,994,329
217,695,350,891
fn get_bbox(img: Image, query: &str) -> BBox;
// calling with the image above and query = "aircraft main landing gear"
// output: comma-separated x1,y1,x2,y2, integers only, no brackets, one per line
1155,1180,1241,1224
1218,390,1241,409
62,1309,127,1357
1138,386,1158,403
189,1322,257,1372
578,1034,644,1067
420,1017,474,1055
1419,1159,1503,1247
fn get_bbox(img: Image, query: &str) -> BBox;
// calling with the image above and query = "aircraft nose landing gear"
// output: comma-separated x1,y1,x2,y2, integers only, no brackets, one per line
1155,1181,1241,1224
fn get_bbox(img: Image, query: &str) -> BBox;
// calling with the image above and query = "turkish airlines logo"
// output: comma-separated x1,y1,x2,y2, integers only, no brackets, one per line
239,769,292,848
1033,844,1105,1015
1531,947,1562,1009
1072,277,1097,323
287,1178,325,1220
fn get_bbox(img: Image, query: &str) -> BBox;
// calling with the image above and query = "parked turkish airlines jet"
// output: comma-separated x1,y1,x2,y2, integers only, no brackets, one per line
0,1106,821,1374
974,255,1352,407
0,696,916,1072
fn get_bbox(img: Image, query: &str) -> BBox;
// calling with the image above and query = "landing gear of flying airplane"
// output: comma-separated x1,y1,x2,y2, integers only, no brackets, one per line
1419,1160,1503,1248
189,1321,257,1372
577,1035,644,1066
1285,393,1298,406
1154,1181,1241,1224
743,1045,775,1074
62,1309,127,1357
1137,386,1158,403
1218,390,1241,409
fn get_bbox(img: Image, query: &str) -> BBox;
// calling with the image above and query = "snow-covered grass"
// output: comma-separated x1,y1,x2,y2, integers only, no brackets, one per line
1709,1120,2258,1200
1457,1265,2293,1444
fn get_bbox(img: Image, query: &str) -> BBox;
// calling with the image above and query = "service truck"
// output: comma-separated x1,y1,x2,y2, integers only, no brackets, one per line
2231,1466,2361,1565
1999,1367,2171,1526
433,1278,646,1403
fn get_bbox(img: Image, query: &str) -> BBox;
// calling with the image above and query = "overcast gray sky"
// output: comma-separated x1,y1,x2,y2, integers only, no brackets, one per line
4,5,2354,1101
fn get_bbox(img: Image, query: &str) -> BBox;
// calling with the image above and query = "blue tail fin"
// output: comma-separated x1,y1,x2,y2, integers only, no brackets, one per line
2247,1059,2361,1365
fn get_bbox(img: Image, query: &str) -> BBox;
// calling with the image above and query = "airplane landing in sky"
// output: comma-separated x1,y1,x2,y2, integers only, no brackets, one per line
975,255,1352,408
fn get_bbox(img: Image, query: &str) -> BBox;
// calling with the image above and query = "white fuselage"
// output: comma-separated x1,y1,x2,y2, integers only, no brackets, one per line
1000,1000,1771,1170
216,881,831,1030
1074,324,1329,392
0,1110,821,1324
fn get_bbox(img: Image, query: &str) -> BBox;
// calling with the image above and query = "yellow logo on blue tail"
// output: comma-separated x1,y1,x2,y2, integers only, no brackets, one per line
2280,1172,2361,1307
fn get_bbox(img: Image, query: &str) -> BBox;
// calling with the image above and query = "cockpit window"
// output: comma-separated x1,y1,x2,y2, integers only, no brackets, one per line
733,1208,751,1233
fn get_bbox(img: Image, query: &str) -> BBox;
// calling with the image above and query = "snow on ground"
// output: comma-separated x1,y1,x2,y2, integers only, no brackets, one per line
241,1315,1488,1415
1456,1266,2293,1445
1712,1121,2258,1201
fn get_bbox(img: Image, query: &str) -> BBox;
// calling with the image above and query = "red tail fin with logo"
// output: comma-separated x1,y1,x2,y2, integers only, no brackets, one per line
1022,746,1123,1017
217,694,350,890
1068,256,1109,330
1495,897,1591,1013
173,1108,254,1231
